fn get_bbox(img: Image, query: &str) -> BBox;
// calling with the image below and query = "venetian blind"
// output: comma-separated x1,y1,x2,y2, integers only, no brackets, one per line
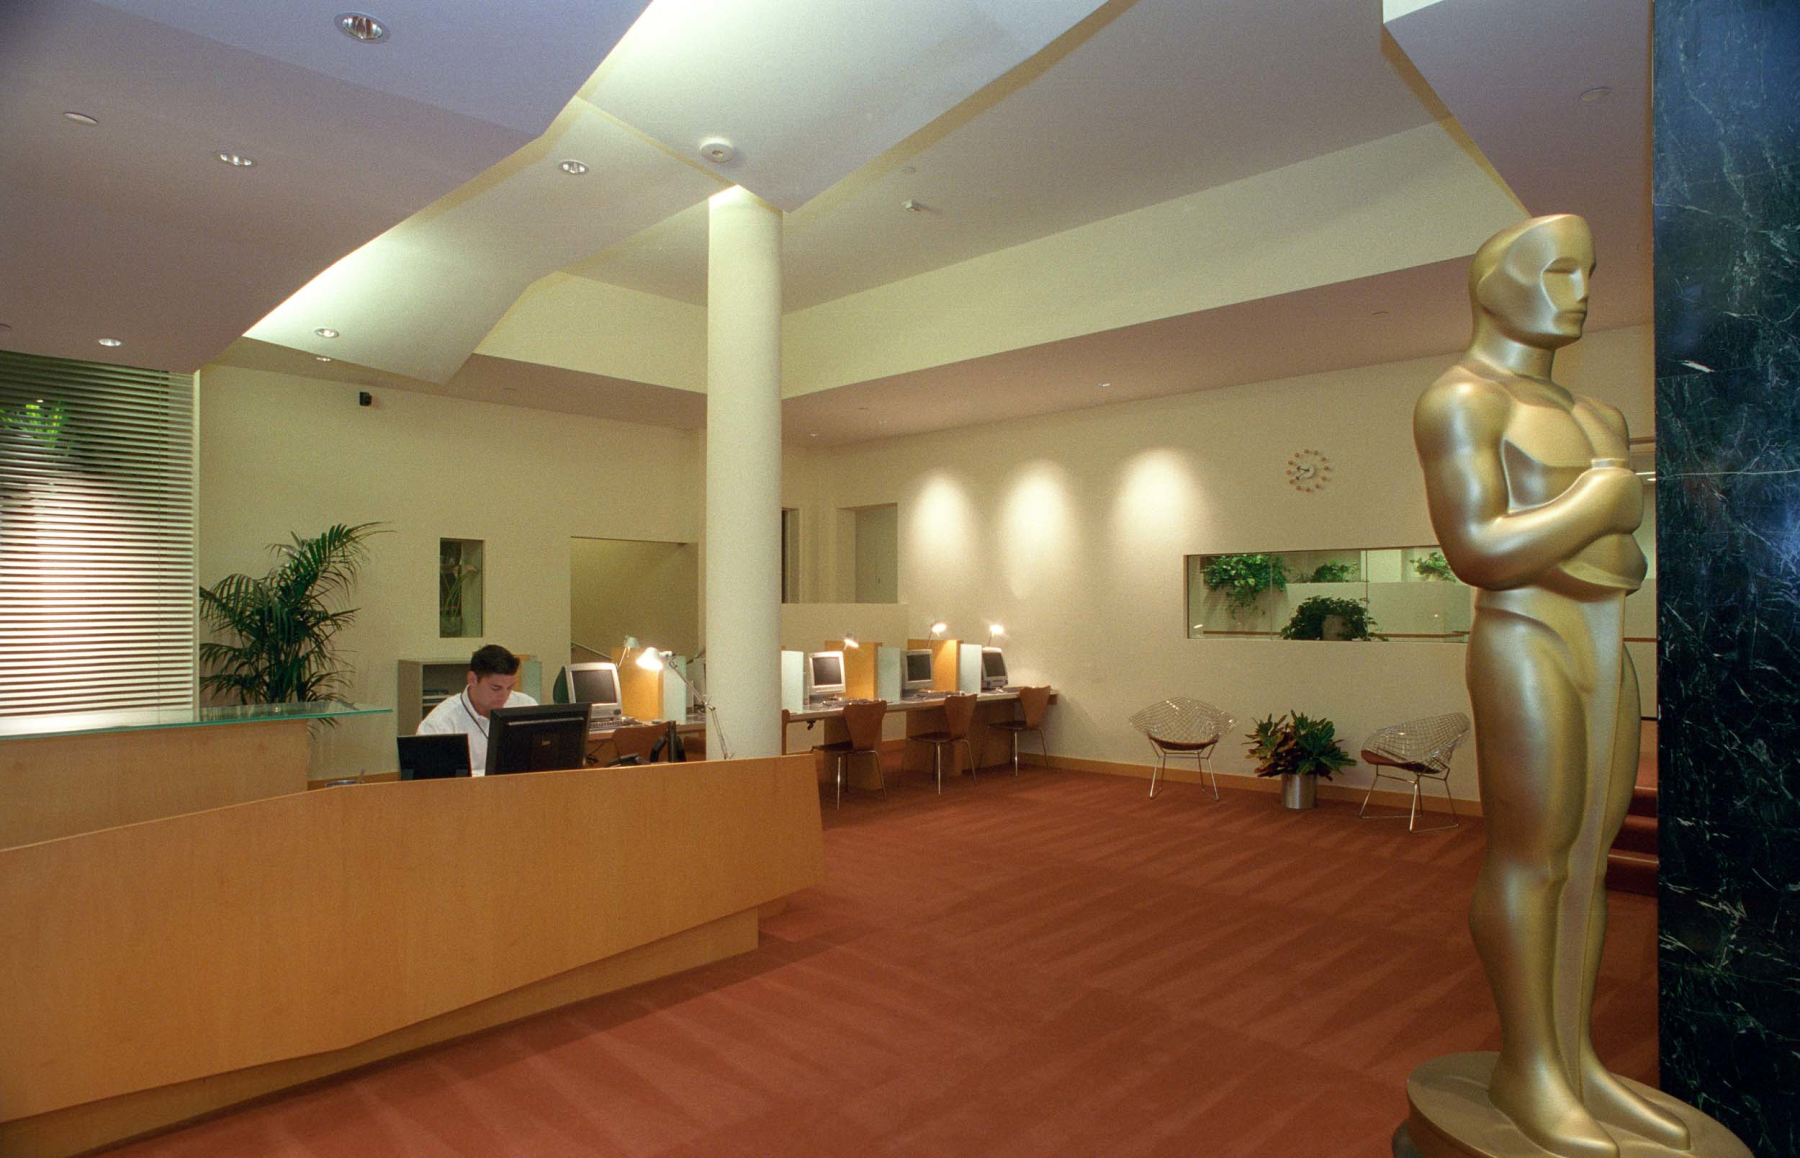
0,350,198,717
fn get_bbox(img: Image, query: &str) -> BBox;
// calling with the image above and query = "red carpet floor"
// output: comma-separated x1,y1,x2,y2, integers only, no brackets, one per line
108,768,1659,1157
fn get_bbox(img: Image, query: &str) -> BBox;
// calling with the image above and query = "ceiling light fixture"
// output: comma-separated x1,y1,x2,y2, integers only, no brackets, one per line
314,355,333,362
1371,309,1389,318
216,152,255,168
336,12,389,42
63,111,99,126
97,337,122,347
698,137,735,164
558,160,588,175
1579,85,1613,103
1097,381,1110,390
902,199,924,213
314,327,340,339
0,323,12,333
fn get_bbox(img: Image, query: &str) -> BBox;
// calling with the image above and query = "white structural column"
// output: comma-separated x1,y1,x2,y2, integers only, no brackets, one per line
704,186,783,758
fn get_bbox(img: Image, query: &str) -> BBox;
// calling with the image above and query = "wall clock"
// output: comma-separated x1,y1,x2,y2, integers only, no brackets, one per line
1287,449,1332,493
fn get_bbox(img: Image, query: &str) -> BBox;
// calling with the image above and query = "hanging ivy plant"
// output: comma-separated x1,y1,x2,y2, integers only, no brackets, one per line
1202,553,1292,618
1306,560,1358,583
1413,550,1457,582
1279,595,1386,641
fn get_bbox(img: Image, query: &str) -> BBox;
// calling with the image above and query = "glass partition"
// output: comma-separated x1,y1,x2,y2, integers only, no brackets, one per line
1185,547,1472,641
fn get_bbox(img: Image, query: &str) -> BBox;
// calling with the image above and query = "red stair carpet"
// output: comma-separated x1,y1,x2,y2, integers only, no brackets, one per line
108,768,1659,1158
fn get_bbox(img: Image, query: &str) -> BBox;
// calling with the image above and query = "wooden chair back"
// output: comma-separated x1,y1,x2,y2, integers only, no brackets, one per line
1016,686,1052,728
842,700,887,751
611,723,664,763
942,693,978,739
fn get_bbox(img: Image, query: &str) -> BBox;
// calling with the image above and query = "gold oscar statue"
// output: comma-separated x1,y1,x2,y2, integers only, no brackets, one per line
1402,215,1748,1158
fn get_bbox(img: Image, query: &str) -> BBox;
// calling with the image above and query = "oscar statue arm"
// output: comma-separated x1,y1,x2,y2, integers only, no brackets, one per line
1413,372,1642,590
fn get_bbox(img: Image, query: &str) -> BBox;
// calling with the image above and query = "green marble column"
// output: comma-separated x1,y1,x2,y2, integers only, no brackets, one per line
1653,0,1799,1153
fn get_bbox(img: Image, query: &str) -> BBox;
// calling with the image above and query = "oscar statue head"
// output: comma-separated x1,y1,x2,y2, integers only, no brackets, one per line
1468,214,1595,352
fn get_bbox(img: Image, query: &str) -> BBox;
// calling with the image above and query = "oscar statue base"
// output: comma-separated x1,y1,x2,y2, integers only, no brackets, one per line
1403,1053,1750,1157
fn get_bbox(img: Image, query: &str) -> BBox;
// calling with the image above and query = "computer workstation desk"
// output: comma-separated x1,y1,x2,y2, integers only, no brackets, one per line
785,688,1056,786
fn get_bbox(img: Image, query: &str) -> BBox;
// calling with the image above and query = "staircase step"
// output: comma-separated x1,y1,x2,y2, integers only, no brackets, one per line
1607,850,1658,895
1613,813,1659,856
1628,785,1659,819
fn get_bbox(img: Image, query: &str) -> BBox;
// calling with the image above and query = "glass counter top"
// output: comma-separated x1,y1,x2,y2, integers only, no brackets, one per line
0,701,390,742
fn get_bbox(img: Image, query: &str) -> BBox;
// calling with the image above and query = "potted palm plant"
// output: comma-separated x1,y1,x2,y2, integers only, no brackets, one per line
1245,711,1354,809
199,523,384,704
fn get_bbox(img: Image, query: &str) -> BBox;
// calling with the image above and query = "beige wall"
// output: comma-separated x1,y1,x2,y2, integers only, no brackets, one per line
569,538,700,660
802,325,1655,799
197,364,701,778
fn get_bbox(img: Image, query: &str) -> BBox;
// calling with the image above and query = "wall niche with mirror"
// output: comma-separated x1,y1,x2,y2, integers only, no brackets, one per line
1184,547,1471,641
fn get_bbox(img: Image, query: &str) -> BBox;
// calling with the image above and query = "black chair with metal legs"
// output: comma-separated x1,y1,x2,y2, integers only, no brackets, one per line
1357,711,1471,832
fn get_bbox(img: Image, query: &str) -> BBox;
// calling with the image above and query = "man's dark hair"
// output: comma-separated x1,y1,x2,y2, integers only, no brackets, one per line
469,644,520,679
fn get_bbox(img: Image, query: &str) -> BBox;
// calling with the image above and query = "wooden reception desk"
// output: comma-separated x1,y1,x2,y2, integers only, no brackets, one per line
0,753,823,1157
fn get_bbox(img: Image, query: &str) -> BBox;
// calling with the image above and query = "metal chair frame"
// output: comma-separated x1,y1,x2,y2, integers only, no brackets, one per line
813,700,888,809
1128,698,1234,801
1357,712,1471,833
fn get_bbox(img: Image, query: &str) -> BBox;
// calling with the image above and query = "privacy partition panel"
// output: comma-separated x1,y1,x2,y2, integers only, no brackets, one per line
0,350,197,718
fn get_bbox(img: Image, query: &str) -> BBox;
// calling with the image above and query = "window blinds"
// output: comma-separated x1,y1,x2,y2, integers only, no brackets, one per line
0,350,198,718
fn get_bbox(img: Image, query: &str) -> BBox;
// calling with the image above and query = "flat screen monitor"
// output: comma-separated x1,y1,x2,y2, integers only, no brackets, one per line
902,648,934,693
981,646,1008,690
556,662,622,720
396,734,471,780
807,650,846,700
487,702,592,775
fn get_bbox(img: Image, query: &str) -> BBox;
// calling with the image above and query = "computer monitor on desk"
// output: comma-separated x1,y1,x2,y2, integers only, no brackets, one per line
902,648,934,697
553,662,622,724
487,703,592,775
981,647,1008,691
806,650,846,702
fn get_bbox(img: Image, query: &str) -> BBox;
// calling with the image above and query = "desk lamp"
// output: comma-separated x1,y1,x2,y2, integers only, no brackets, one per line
635,647,732,759
928,620,947,637
987,623,1004,645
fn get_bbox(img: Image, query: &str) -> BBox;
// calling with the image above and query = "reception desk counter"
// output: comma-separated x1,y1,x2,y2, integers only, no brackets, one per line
0,752,823,1157
0,702,388,849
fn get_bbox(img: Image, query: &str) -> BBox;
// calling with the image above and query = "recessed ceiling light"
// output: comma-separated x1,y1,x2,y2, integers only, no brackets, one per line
902,199,924,213
63,111,98,126
314,355,333,362
1579,85,1613,103
809,432,819,439
97,337,122,347
1371,309,1389,317
558,159,588,176
216,152,255,168
698,137,736,164
900,165,917,175
314,327,340,339
1097,381,1110,390
336,12,388,42
0,323,12,333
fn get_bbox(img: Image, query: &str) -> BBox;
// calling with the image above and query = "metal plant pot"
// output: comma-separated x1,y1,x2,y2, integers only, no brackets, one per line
1281,772,1317,810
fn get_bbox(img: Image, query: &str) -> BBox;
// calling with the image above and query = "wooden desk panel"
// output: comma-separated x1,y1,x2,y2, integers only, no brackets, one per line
0,754,822,1127
0,720,308,849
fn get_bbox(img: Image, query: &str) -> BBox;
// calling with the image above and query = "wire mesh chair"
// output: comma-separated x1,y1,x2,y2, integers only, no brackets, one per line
1128,698,1235,800
1357,711,1471,832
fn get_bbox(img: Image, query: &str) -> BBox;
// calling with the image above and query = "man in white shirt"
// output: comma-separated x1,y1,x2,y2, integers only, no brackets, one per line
416,644,537,774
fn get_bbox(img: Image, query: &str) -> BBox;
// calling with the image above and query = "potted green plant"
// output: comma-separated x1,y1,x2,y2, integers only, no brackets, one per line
1245,711,1355,809
1202,553,1292,620
1279,595,1386,641
1413,550,1456,582
199,523,384,705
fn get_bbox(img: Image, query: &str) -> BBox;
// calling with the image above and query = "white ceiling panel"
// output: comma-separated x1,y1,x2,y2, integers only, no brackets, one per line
92,0,651,134
246,106,725,383
1384,0,1652,324
585,0,1112,211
